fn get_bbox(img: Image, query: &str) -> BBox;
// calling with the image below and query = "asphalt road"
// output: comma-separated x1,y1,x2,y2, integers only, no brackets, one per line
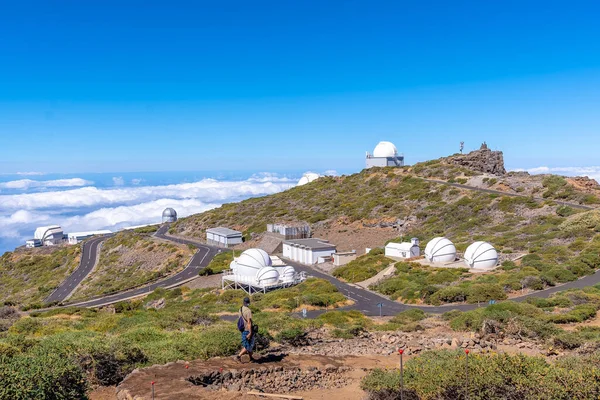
45,235,109,304
291,260,600,318
65,224,221,308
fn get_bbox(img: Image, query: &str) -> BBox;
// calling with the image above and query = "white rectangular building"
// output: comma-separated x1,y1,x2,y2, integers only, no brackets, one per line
26,239,42,248
206,227,243,247
385,238,420,259
68,230,112,244
283,238,337,265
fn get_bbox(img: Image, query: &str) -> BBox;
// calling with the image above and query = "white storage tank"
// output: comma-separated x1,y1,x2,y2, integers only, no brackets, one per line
256,267,280,285
464,241,498,270
424,237,457,263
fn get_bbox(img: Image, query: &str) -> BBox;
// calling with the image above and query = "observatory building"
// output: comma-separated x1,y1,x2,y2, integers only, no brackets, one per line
206,227,243,247
297,172,321,186
366,141,404,168
464,241,498,270
162,208,178,223
424,237,457,263
283,238,337,265
385,238,420,259
222,248,306,294
27,225,64,247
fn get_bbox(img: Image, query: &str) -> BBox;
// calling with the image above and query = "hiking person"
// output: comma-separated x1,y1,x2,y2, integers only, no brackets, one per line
236,297,256,362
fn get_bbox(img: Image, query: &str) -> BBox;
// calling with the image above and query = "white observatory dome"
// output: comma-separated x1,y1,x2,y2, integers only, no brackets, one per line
297,172,321,186
233,248,273,277
280,266,296,283
464,241,498,270
372,141,398,158
424,237,457,263
256,267,280,285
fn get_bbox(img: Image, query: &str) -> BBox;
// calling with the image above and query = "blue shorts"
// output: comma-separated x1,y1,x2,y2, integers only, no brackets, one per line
242,330,255,352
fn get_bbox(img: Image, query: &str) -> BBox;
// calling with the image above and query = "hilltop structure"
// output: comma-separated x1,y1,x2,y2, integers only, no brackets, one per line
366,141,404,168
448,143,506,175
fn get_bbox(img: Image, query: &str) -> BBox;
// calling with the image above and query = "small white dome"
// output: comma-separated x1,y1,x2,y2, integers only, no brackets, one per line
256,267,280,285
297,172,321,186
234,248,272,277
424,237,457,263
280,266,296,283
464,241,498,270
373,141,398,158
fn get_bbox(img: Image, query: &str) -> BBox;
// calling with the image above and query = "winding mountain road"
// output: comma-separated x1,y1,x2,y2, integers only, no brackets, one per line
45,235,110,304
62,225,220,308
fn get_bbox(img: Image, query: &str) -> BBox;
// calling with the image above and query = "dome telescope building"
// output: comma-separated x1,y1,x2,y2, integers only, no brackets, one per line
366,141,404,168
464,241,498,270
223,248,306,294
424,237,457,263
162,208,178,223
297,172,321,186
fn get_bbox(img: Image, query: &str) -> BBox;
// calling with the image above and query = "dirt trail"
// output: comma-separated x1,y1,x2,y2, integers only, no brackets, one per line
115,353,397,400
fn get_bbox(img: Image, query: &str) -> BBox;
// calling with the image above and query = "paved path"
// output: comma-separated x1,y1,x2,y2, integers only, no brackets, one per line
287,259,600,317
65,225,221,308
45,235,109,304
423,178,595,211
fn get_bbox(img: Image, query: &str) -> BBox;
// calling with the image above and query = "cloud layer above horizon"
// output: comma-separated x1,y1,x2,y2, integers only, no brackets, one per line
0,173,296,253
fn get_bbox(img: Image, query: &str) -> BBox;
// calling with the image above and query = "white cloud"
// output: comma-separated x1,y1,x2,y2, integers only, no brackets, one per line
514,166,600,182
112,176,125,186
0,178,294,212
0,175,296,249
131,178,143,185
324,170,339,176
15,172,45,176
62,198,219,233
0,178,93,190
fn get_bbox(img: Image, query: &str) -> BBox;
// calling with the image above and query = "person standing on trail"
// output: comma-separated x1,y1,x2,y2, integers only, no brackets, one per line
236,297,256,362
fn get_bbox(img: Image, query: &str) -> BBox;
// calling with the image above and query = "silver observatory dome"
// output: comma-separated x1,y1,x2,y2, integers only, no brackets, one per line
162,208,178,223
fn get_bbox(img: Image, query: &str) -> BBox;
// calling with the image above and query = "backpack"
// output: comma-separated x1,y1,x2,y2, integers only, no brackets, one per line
237,315,245,332
237,307,248,332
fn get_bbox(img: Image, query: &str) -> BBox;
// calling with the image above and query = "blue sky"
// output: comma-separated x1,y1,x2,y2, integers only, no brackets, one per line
1,0,599,173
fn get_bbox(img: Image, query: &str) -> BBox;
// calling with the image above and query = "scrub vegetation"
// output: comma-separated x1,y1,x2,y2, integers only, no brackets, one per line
332,248,391,283
0,278,347,398
362,350,600,400
171,155,600,303
0,246,81,306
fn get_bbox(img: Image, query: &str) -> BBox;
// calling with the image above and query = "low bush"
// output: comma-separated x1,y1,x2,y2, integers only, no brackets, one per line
333,250,391,283
0,352,88,399
362,351,600,400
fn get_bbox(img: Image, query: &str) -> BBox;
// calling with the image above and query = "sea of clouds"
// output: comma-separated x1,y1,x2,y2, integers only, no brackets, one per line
0,172,299,254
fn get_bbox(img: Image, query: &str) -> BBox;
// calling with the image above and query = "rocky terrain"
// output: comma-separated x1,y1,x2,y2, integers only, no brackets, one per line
447,144,507,175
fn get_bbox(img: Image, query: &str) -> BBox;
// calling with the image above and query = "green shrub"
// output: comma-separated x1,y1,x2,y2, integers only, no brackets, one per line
553,332,584,350
362,351,600,400
0,353,88,399
333,253,391,283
